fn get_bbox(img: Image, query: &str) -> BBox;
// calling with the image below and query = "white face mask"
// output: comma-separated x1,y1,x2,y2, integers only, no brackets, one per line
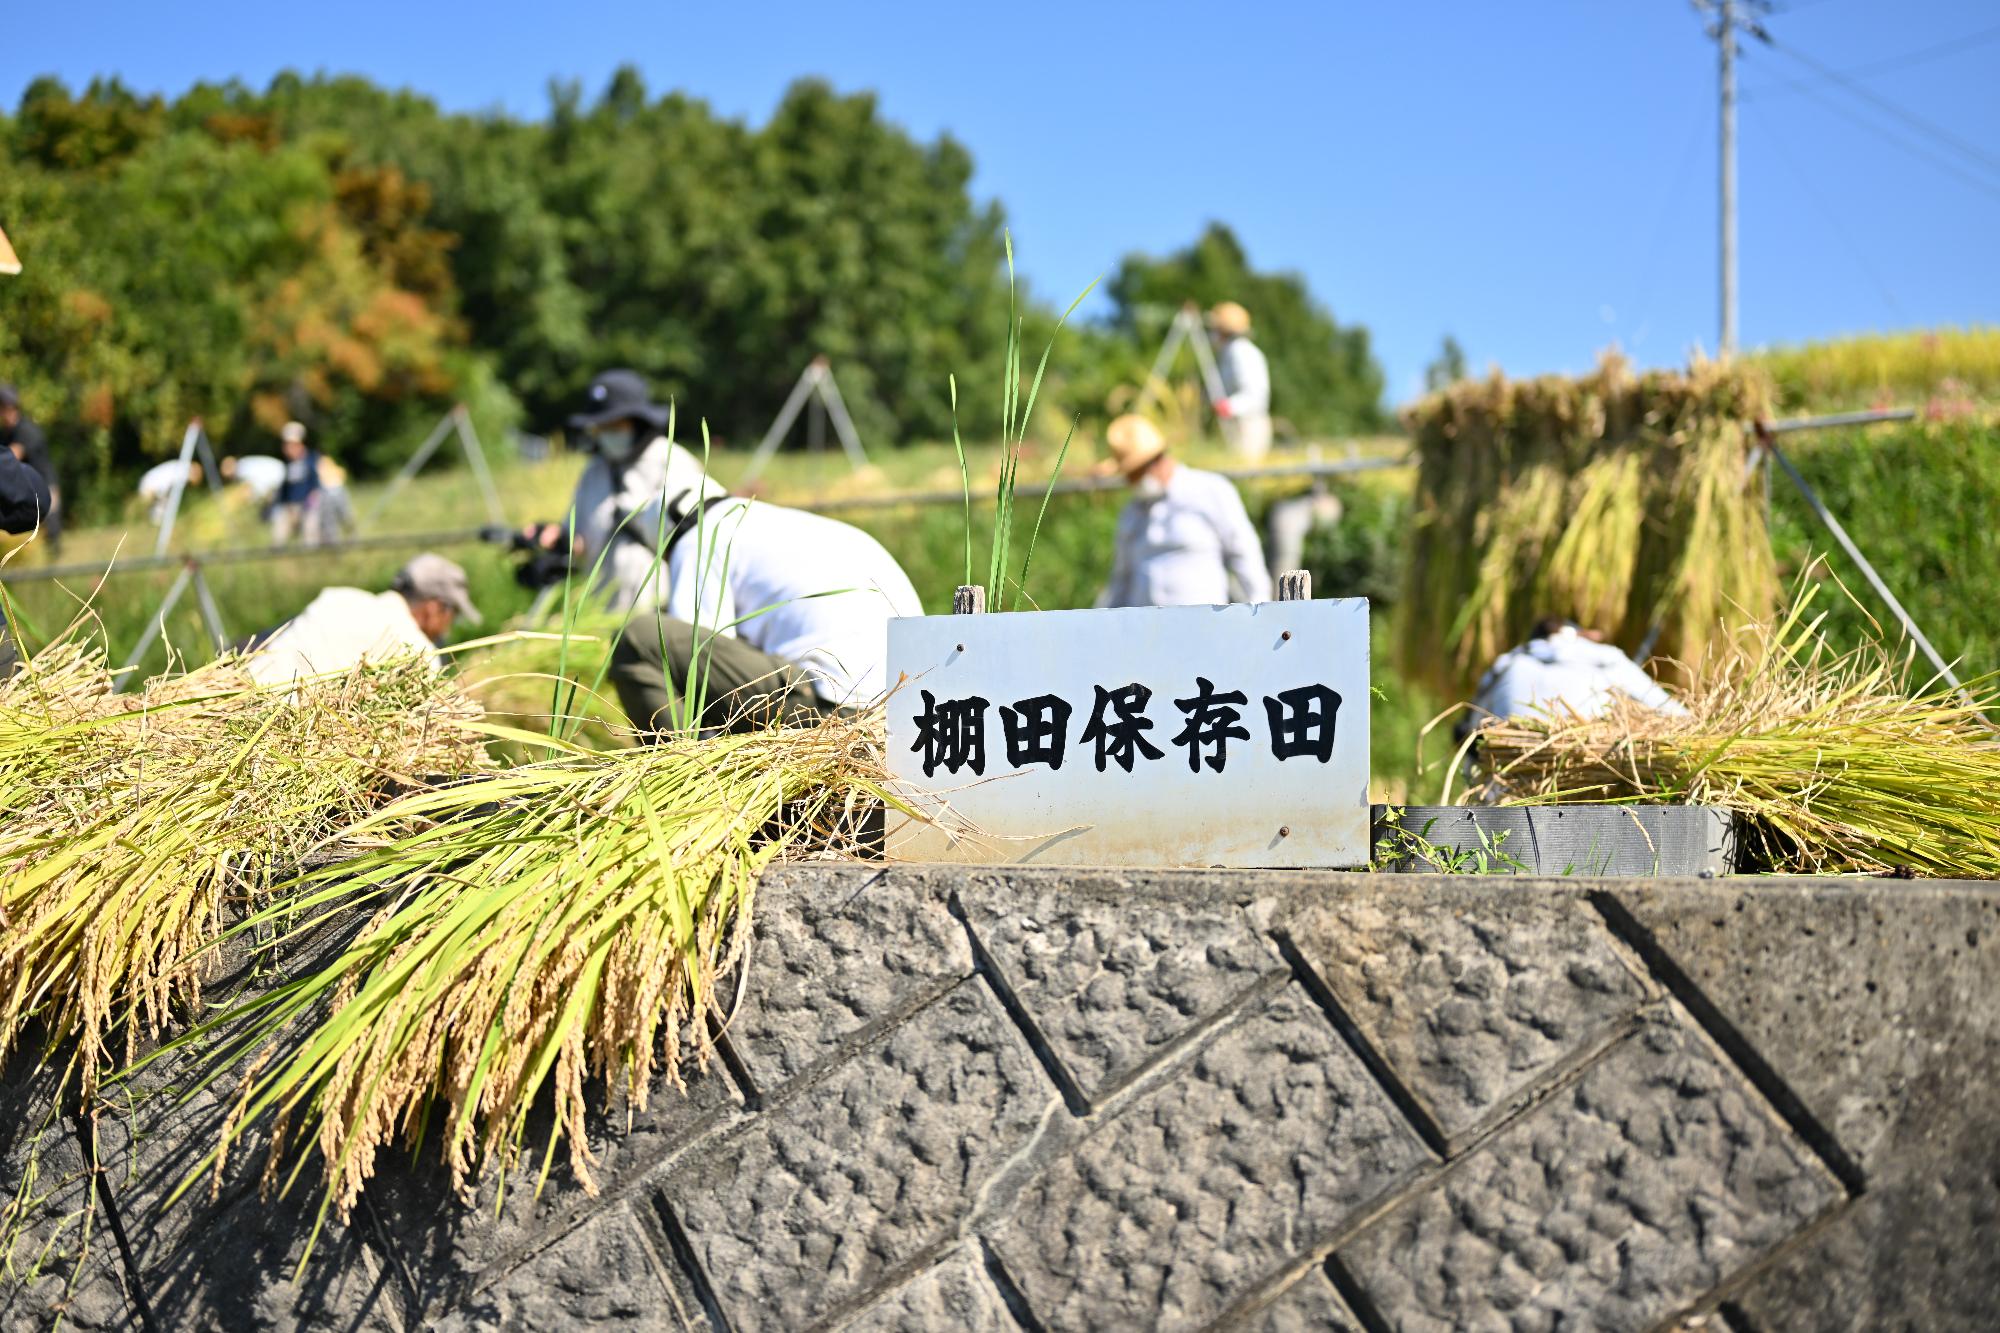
1133,473,1168,501
594,425,637,463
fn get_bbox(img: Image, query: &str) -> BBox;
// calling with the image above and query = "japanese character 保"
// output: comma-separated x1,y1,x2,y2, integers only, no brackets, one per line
1079,682,1164,773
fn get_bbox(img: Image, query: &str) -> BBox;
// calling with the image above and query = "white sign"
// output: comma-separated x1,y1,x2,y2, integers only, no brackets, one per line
885,599,1370,868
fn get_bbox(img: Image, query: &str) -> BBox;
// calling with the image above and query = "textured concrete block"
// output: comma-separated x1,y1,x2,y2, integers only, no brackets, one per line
730,865,974,1097
1339,1012,1842,1331
1614,880,2000,1329
370,1055,739,1319
958,875,1285,1104
657,980,1052,1332
433,1203,689,1331
0,1065,134,1333
992,985,1431,1332
1232,1269,1359,1332
835,1245,1010,1333
1286,883,1650,1145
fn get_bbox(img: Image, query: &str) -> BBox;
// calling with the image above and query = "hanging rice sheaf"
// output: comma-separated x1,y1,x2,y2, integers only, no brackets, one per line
1400,352,1779,700
0,635,487,1094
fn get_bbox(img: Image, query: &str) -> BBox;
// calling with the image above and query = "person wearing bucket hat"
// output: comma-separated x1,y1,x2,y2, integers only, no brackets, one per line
1097,413,1270,610
244,552,483,687
1206,301,1272,462
522,369,710,609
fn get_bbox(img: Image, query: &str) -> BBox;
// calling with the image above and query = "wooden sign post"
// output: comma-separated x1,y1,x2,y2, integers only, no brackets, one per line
886,582,1370,868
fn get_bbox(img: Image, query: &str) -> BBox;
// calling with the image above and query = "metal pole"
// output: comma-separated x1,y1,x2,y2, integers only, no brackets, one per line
740,362,822,485
1132,310,1190,416
114,562,196,687
814,364,871,473
452,406,508,527
1719,0,1739,357
153,421,205,557
365,410,460,526
190,563,230,652
1764,437,1966,694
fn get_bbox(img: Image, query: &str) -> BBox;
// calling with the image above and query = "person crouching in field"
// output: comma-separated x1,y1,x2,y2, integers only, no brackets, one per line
1468,617,1688,728
1097,414,1271,609
244,554,481,687
0,444,52,676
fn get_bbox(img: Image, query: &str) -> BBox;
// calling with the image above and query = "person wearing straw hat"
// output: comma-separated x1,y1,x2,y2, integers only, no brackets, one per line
1097,414,1271,609
525,369,711,611
1207,301,1272,462
245,553,483,687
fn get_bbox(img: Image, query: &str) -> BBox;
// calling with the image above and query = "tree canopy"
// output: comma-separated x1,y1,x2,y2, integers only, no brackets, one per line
0,71,1385,516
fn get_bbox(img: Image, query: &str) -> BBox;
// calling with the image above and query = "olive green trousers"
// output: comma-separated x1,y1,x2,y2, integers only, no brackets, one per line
608,614,835,738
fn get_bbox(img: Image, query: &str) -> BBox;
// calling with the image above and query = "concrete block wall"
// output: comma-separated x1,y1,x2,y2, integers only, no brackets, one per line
4,868,1997,1330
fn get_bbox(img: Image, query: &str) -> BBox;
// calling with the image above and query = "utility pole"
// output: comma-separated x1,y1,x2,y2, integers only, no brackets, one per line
1718,0,1738,358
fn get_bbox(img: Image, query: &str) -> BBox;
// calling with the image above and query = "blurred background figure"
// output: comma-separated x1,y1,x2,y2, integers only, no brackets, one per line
0,435,51,676
136,457,200,524
313,451,357,544
1469,616,1688,727
0,384,59,554
1208,301,1271,462
220,453,286,509
271,420,321,544
1097,413,1270,608
245,552,480,686
1264,483,1343,588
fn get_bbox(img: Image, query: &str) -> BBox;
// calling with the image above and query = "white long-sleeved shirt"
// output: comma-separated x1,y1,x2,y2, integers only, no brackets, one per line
1103,465,1273,608
1217,336,1270,419
566,435,711,610
231,455,287,502
662,498,923,705
245,588,438,686
1472,629,1688,723
137,459,197,502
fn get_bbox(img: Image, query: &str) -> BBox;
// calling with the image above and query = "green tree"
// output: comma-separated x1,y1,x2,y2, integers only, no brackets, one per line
1424,334,1468,394
1106,223,1385,436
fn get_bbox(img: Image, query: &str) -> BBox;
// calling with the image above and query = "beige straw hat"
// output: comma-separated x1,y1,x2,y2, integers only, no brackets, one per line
1096,414,1168,480
1206,301,1251,337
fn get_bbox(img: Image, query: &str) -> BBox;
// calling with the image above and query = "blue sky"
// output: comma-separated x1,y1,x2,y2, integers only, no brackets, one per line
11,1,1998,403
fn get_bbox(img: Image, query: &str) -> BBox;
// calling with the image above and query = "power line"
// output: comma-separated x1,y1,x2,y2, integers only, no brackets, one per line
1746,20,2000,97
1747,100,1904,322
1761,32,2000,180
1776,72,2000,204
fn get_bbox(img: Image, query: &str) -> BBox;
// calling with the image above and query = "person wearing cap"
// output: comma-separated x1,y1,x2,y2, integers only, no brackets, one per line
137,457,203,524
0,385,59,553
271,421,322,545
243,553,482,687
527,369,710,611
1207,301,1272,462
604,452,923,737
1098,414,1271,609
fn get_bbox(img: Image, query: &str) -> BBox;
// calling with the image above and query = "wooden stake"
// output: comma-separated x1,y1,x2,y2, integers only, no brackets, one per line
953,585,986,615
1276,570,1311,601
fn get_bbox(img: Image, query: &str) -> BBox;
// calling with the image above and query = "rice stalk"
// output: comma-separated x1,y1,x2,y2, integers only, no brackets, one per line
161,714,902,1243
1471,582,2000,877
0,633,487,1096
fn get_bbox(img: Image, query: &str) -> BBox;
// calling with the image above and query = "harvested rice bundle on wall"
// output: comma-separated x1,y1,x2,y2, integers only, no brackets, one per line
458,613,631,750
0,639,487,1094
178,717,896,1228
1473,587,2000,878
1401,353,1779,700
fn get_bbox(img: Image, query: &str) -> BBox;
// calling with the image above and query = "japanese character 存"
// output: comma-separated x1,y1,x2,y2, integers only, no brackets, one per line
1079,682,1164,773
1001,693,1073,770
909,689,991,777
1170,676,1251,773
1264,684,1342,762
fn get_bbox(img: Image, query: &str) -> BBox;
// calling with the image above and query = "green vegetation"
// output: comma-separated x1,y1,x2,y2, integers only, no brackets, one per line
1748,327,2000,413
0,74,1387,524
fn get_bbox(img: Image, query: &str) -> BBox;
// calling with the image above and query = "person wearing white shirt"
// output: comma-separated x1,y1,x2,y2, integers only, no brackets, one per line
522,369,710,612
137,458,202,524
1470,618,1688,726
1208,301,1272,462
245,553,482,687
221,454,287,505
1098,414,1272,609
606,466,923,736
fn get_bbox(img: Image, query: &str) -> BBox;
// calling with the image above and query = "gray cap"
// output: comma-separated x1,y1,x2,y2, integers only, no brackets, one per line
393,553,482,626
